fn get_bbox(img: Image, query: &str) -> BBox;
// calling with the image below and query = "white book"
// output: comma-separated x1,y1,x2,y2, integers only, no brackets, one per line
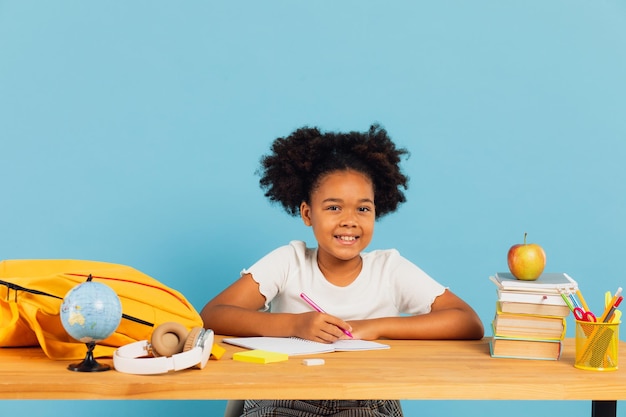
223,337,390,356
496,288,568,306
491,272,578,293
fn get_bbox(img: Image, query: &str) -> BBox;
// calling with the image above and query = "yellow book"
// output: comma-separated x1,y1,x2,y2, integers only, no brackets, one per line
233,349,288,364
492,303,567,340
497,300,570,318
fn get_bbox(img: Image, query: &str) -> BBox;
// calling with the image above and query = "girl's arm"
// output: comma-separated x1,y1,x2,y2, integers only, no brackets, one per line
200,273,351,343
347,289,484,340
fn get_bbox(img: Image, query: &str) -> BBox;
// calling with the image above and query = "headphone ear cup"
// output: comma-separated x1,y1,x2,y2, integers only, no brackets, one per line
183,327,203,353
151,322,189,357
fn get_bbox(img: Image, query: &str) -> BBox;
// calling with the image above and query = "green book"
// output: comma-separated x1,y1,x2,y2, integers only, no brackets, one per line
489,335,563,361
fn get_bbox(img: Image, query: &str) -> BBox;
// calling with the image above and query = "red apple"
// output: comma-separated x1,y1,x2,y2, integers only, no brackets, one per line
507,233,546,280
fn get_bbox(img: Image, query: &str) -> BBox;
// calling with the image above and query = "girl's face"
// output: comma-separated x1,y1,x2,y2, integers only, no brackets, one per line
300,169,375,267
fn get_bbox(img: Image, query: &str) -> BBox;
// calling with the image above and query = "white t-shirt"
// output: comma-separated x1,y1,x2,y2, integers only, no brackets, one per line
242,240,446,320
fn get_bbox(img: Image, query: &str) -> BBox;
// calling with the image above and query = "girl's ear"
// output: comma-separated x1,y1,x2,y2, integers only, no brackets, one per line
300,201,312,226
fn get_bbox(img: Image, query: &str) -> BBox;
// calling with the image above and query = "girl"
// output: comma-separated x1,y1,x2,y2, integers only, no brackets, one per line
201,124,484,417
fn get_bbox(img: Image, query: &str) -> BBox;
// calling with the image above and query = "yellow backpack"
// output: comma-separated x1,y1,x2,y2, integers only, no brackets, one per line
0,259,203,360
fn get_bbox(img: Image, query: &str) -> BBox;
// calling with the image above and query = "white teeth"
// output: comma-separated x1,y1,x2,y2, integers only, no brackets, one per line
338,236,356,241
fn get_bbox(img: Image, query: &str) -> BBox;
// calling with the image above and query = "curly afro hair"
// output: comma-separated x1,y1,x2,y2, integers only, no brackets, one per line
257,124,409,219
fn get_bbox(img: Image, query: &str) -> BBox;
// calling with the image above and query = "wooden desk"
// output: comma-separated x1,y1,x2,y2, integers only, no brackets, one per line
1,337,625,417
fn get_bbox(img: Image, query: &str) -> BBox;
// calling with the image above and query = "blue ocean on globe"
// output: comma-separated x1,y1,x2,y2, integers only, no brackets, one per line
60,281,123,343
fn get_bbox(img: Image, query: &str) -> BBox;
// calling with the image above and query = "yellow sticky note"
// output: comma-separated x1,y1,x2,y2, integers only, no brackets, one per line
233,349,288,364
211,343,227,360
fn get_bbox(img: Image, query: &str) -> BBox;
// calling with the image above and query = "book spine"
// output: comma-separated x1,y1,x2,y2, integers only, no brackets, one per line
490,321,565,341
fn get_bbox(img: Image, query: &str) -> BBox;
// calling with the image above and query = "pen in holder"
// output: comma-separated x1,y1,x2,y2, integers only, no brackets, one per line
574,319,619,371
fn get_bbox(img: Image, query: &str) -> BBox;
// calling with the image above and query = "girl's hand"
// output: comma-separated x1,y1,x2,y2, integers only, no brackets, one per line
293,312,352,343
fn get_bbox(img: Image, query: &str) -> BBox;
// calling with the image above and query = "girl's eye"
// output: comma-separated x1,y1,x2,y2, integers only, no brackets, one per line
326,206,340,211
359,206,372,212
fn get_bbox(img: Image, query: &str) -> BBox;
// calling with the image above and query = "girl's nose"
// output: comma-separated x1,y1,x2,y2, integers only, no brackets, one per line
340,211,358,227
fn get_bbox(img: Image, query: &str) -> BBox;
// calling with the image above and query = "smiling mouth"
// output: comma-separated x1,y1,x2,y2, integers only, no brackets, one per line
336,235,358,242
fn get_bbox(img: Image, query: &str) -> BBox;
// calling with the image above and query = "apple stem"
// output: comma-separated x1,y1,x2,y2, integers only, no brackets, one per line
523,232,527,245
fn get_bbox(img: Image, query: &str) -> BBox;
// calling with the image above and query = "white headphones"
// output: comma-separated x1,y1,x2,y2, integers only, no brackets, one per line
113,322,214,375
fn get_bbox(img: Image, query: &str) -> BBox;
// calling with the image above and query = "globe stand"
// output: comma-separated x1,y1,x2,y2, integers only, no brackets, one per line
67,341,111,372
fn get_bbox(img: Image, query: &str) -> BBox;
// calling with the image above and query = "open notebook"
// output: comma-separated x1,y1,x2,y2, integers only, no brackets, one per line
222,337,390,356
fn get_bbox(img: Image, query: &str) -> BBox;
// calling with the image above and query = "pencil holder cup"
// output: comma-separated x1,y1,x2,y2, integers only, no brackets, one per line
574,320,620,371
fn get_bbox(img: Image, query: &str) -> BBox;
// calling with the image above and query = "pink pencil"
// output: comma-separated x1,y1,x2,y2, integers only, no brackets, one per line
300,292,353,338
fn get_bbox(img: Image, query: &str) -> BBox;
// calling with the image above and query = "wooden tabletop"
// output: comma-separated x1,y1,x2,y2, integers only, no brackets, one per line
1,336,625,400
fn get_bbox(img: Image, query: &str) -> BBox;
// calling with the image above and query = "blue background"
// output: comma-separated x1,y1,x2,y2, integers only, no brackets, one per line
1,1,625,416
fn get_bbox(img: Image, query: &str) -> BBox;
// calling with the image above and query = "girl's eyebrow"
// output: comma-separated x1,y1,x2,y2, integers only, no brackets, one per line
322,198,374,204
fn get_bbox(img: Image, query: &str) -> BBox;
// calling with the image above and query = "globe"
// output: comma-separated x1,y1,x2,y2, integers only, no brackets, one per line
60,276,122,371
61,280,122,343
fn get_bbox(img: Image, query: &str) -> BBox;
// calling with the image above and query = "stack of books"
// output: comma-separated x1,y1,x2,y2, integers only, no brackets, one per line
488,272,578,360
